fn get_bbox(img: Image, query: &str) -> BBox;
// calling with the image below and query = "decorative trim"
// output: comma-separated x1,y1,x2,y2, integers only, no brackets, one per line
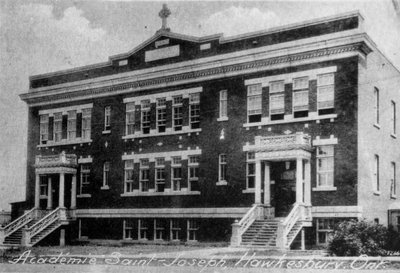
245,66,337,86
121,191,200,197
38,103,93,115
145,45,180,62
254,149,312,160
123,87,202,103
122,148,202,161
123,127,201,140
243,113,337,128
313,136,338,146
312,206,362,218
35,167,77,174
21,39,371,106
37,139,92,148
75,207,251,218
78,156,93,164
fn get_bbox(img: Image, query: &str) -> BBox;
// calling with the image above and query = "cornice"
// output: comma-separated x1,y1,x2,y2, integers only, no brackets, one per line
21,42,369,106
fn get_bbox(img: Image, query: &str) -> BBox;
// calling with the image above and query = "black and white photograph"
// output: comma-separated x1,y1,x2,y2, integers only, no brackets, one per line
1,0,400,272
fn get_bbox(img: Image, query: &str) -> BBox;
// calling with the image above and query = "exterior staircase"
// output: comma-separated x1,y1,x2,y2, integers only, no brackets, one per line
0,207,73,247
231,203,312,250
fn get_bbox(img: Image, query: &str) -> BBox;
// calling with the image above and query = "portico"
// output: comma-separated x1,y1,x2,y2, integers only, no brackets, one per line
34,152,77,210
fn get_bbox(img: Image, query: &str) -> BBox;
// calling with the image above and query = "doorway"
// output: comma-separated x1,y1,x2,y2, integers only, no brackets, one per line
271,161,296,217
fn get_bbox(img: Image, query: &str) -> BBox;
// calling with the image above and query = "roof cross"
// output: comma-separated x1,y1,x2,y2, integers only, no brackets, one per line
158,3,171,30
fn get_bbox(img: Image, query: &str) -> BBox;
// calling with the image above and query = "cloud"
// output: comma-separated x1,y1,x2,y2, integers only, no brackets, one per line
196,6,282,37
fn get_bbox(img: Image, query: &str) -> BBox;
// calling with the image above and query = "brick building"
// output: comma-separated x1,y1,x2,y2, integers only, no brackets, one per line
1,7,400,249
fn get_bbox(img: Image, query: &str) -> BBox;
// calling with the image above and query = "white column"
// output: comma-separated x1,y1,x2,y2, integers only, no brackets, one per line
301,228,305,250
35,173,40,208
59,172,65,208
71,174,77,209
60,228,65,246
255,160,262,204
296,158,303,204
264,162,271,206
47,177,52,209
304,160,311,205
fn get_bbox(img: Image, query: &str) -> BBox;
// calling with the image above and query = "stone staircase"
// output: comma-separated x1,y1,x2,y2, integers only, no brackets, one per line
2,219,38,246
241,219,280,247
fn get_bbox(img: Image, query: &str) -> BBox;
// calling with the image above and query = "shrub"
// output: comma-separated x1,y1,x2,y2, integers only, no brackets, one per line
328,219,388,256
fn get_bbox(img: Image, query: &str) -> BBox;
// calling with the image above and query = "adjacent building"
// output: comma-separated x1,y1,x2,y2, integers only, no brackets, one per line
1,7,399,248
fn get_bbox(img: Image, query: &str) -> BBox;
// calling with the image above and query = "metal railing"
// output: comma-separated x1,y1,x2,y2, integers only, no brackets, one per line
255,132,311,149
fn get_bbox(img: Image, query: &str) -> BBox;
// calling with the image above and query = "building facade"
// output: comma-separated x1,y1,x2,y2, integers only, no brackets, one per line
1,7,400,248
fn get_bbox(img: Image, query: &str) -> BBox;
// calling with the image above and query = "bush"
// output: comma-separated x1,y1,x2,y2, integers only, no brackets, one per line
328,219,388,256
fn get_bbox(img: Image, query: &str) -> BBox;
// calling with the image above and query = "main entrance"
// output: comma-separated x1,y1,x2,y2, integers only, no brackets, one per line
271,161,296,217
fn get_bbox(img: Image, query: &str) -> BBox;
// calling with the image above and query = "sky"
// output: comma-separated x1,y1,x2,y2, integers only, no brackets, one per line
0,0,400,211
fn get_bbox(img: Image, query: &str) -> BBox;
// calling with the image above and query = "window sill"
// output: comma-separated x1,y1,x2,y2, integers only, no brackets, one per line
391,133,397,139
39,196,48,199
100,186,110,190
216,181,228,186
102,130,111,134
77,194,91,198
242,189,255,193
121,190,200,197
37,139,92,148
373,123,381,130
217,117,229,122
373,191,381,196
123,128,201,140
312,186,337,191
391,194,397,199
243,113,337,128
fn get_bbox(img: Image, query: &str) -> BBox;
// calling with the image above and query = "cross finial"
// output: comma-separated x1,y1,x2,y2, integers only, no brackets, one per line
159,3,171,30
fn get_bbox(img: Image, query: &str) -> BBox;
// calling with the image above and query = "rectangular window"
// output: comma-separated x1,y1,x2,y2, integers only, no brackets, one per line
154,219,165,240
141,100,151,134
126,103,135,135
40,176,48,197
39,114,49,144
270,93,285,120
140,159,150,192
316,218,338,245
188,155,199,191
219,90,228,119
317,73,335,114
171,219,181,240
219,154,227,182
247,152,255,189
173,96,183,131
138,219,148,240
67,110,76,140
391,162,396,197
155,157,165,192
103,162,110,188
374,87,380,125
124,160,134,193
53,112,62,142
104,106,111,130
156,98,166,133
187,220,199,241
247,84,262,123
317,146,334,188
392,101,396,135
190,93,200,129
172,156,182,191
374,155,380,192
80,165,90,195
82,108,91,140
124,219,135,240
293,76,309,118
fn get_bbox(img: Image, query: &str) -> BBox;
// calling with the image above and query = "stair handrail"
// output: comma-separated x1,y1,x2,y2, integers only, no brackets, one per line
282,203,302,238
0,207,36,237
238,204,260,235
28,207,61,238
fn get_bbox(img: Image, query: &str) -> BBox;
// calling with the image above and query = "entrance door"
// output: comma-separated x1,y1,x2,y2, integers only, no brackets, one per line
271,161,296,217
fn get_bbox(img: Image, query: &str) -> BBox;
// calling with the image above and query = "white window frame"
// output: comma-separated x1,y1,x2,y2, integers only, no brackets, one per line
292,76,309,114
170,219,181,241
82,108,91,140
374,154,380,194
124,160,134,193
156,98,167,133
246,152,255,189
67,110,76,140
39,114,49,144
247,84,262,123
139,158,150,192
80,164,91,196
374,87,380,126
219,154,227,183
317,73,335,111
102,162,110,189
141,100,151,134
188,155,199,191
173,96,183,131
154,219,165,240
219,90,228,120
53,112,62,142
392,100,396,136
104,106,111,131
391,162,397,198
138,219,148,240
155,157,165,192
172,156,182,191
126,103,135,136
187,219,199,241
316,146,335,190
316,218,336,245
39,175,48,197
189,93,200,129
123,219,135,240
